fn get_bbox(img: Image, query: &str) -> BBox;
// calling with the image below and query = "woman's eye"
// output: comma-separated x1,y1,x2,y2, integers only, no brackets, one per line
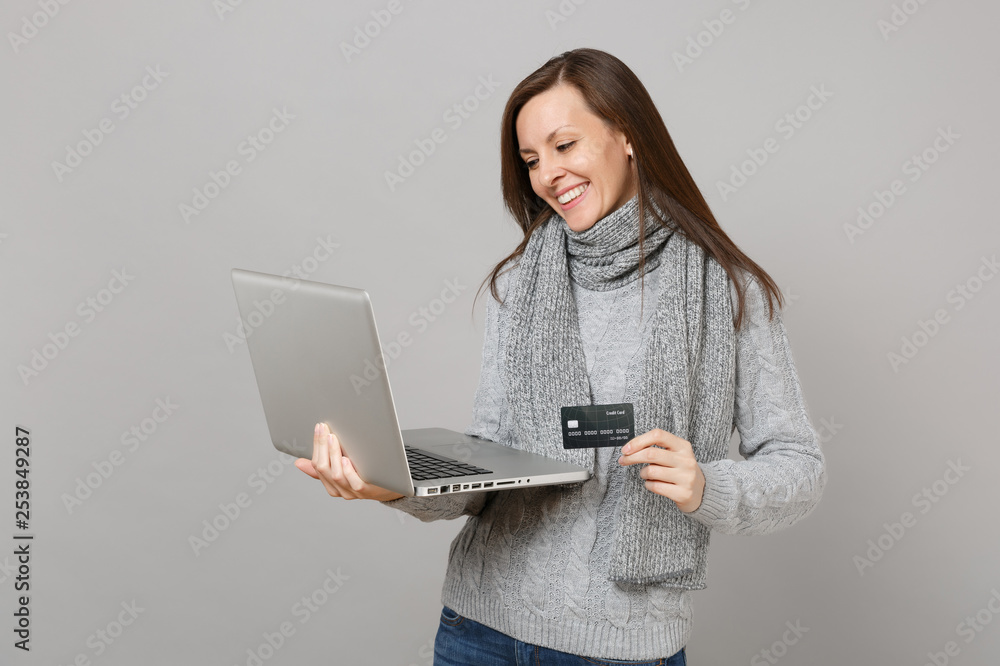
557,141,576,152
524,159,538,170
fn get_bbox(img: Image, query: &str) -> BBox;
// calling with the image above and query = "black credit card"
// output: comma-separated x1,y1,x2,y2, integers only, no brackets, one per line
561,403,635,449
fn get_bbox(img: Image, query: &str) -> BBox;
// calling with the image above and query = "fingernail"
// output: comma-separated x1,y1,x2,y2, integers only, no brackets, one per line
617,456,624,465
622,444,630,454
315,423,321,435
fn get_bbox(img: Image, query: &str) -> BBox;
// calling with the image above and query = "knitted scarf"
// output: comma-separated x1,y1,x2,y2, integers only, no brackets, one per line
502,194,737,586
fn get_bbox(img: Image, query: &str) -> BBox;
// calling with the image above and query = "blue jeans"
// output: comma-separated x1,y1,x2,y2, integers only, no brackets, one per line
434,606,687,665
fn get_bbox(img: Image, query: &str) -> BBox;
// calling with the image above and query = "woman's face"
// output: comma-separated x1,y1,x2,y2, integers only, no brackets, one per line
515,83,636,232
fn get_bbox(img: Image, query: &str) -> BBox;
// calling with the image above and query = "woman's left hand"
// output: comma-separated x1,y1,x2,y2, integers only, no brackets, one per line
618,428,705,513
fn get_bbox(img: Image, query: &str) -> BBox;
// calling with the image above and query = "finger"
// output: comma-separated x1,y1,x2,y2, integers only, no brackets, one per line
619,443,679,467
642,479,679,501
313,456,346,499
622,450,688,471
312,422,327,471
312,428,352,498
318,477,342,498
639,462,702,508
328,431,348,484
326,431,358,498
340,457,366,493
313,428,331,476
640,463,680,484
621,428,682,455
295,458,320,479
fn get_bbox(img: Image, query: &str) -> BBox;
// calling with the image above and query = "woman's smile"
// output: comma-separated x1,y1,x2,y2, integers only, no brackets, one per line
557,182,589,208
515,83,636,232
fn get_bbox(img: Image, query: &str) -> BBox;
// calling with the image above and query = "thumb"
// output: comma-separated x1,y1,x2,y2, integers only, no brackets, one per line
295,458,320,479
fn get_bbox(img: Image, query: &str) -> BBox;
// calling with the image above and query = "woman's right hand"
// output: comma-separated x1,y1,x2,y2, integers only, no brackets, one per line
294,422,405,502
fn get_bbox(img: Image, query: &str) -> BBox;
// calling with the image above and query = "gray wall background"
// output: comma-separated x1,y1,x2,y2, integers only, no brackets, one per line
3,1,998,664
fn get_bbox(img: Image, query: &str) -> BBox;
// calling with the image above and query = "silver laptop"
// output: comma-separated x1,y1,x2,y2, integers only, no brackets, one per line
230,268,590,497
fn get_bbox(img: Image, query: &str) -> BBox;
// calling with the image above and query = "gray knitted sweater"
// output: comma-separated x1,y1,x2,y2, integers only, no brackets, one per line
382,259,827,660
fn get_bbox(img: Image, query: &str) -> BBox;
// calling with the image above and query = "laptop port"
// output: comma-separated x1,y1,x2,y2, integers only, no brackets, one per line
440,485,449,493
471,483,481,489
427,487,438,495
462,484,470,490
452,484,461,493
483,482,493,488
496,480,515,486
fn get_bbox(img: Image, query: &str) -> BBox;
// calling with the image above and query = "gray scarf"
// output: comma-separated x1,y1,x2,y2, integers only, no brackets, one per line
503,194,736,586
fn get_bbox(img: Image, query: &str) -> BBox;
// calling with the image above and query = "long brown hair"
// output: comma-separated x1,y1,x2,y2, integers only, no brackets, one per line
474,47,783,330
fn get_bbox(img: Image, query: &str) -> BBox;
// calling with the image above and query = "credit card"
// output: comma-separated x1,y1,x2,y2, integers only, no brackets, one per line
561,403,635,449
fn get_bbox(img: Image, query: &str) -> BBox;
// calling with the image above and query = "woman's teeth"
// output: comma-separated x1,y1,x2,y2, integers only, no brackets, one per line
557,183,588,204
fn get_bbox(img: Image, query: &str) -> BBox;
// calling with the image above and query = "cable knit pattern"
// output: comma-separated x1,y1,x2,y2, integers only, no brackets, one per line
380,258,827,660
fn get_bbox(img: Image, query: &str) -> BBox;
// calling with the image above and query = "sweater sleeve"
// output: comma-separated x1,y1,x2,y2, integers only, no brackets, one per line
684,276,827,535
378,271,513,522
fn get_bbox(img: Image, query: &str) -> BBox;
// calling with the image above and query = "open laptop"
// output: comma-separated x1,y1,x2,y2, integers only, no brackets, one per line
230,268,591,497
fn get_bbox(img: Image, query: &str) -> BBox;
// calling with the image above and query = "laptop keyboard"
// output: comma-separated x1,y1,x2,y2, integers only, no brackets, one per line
404,446,493,481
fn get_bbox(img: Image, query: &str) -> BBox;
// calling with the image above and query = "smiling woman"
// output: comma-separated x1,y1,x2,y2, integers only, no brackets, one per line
299,47,827,665
515,83,637,232
489,47,787,330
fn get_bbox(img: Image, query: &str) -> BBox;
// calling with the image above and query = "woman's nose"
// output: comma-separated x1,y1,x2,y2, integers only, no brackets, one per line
539,157,565,188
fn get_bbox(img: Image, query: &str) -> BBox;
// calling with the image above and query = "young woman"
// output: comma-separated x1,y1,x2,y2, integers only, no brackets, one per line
296,48,827,665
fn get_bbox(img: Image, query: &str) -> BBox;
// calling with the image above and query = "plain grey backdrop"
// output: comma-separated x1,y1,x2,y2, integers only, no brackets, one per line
3,0,999,664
